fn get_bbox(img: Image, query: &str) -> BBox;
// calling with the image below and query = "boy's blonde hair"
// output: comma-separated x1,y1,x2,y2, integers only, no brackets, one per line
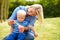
17,10,26,16
31,4,44,24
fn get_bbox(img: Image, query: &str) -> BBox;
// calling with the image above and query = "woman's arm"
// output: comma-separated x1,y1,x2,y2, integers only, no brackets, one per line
28,16,38,37
8,7,20,25
8,6,26,21
29,25,38,37
28,16,37,27
9,27,14,34
8,7,20,21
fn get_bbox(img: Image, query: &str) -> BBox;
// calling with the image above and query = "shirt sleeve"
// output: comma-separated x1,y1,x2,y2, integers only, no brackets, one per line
28,16,37,26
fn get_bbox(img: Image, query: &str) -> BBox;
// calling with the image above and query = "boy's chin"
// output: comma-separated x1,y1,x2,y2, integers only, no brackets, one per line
19,21,23,22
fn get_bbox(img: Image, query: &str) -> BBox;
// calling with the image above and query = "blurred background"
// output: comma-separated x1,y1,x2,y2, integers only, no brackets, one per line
0,0,60,21
0,0,60,40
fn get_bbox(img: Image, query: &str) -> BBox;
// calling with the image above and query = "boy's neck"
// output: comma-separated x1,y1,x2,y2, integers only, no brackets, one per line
16,20,23,23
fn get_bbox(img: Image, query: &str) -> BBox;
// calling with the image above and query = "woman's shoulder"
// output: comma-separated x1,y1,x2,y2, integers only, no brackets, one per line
16,6,27,12
15,6,25,9
31,16,37,19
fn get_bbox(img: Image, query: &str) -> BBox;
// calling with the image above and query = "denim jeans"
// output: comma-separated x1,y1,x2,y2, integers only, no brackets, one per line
24,32,34,40
4,32,25,40
3,32,34,40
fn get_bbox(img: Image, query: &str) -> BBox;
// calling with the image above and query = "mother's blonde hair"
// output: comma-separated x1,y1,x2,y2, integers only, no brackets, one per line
31,4,44,24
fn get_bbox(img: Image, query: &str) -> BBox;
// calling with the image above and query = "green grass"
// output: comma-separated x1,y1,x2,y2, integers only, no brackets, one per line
0,17,60,40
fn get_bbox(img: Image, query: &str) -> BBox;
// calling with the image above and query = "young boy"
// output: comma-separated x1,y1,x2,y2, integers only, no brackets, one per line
7,10,28,40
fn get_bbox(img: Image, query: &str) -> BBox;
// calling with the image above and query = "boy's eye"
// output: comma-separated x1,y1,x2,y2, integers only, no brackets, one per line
21,17,25,19
18,17,24,19
18,17,20,18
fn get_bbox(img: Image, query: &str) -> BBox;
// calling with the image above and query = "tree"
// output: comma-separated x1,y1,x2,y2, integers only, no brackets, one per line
0,0,9,22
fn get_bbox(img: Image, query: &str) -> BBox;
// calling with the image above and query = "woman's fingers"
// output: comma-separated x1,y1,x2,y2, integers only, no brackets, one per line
34,32,38,37
8,20,15,25
24,27,28,31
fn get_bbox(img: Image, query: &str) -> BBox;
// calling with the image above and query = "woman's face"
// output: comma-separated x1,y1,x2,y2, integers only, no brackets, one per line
27,7,37,16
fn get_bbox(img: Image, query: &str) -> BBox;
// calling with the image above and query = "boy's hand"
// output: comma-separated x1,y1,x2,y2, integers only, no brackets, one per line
8,20,15,25
18,25,24,33
34,32,38,37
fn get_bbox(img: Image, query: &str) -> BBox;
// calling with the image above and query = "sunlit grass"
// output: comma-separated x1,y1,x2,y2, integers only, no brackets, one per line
35,17,60,40
0,17,60,40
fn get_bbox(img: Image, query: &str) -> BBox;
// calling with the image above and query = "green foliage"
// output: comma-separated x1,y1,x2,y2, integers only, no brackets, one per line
40,0,60,17
9,0,60,18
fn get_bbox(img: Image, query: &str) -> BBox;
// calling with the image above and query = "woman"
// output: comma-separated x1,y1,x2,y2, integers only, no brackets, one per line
3,4,44,40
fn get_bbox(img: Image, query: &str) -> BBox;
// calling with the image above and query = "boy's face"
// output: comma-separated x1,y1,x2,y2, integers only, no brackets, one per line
17,14,26,22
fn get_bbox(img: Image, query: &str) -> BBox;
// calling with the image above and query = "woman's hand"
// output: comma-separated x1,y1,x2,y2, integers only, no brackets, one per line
18,25,24,33
8,20,15,26
24,27,28,31
34,32,38,37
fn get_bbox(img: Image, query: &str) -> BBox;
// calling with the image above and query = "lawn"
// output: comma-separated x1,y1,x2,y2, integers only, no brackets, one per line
0,17,60,40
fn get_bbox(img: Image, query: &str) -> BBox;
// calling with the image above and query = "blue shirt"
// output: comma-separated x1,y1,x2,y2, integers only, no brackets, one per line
8,6,37,26
12,20,28,33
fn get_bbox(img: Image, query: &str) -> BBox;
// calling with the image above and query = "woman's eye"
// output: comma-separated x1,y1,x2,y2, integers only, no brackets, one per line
30,11,32,12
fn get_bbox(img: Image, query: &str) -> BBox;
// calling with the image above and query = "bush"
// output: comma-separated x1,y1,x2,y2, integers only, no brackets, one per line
9,0,60,18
